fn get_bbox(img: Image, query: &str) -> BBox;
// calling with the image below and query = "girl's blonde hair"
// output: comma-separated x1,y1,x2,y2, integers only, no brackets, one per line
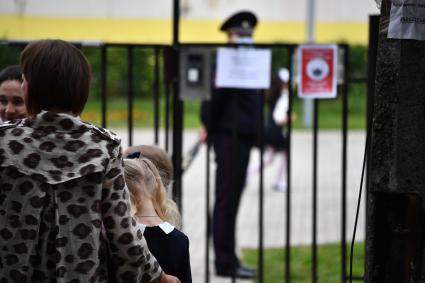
123,157,182,229
123,145,173,188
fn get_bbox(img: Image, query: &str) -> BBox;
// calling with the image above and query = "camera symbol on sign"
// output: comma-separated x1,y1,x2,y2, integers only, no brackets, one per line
306,58,329,81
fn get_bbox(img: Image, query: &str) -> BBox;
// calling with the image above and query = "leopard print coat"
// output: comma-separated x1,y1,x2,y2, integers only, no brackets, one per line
0,111,161,282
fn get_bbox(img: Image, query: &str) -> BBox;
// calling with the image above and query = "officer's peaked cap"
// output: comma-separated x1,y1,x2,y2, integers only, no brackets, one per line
220,11,258,34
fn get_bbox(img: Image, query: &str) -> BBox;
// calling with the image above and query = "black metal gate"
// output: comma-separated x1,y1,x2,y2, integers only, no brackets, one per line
174,43,354,283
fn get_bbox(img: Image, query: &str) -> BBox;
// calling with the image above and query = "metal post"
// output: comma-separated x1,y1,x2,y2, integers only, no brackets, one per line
303,0,316,128
205,101,211,283
154,46,160,145
364,17,379,282
230,93,239,283
165,81,171,152
100,45,107,129
162,46,171,153
127,45,134,147
366,15,379,164
341,44,349,283
172,0,183,209
258,91,265,283
285,46,294,283
307,0,316,42
312,98,319,283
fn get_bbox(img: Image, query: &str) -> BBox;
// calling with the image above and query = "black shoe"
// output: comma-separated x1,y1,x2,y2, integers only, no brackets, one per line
216,265,256,279
239,265,256,275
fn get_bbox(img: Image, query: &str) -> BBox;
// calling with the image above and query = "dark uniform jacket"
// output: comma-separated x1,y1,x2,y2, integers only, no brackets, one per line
0,111,161,282
201,87,261,138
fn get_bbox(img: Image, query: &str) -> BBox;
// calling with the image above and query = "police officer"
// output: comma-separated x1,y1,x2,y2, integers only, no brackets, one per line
199,11,260,279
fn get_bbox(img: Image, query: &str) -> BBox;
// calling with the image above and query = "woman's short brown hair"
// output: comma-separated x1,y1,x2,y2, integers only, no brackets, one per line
20,39,91,115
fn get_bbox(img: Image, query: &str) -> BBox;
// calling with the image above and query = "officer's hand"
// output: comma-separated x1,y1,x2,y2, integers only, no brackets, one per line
198,126,208,144
152,272,181,283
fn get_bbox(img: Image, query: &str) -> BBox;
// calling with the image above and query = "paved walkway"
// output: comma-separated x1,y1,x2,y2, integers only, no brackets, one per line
115,129,367,283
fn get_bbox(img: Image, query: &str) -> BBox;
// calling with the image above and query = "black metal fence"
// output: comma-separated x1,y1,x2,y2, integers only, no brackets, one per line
176,42,359,283
0,38,369,282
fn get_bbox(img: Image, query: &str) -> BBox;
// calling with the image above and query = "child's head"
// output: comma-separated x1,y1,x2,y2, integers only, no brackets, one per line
266,68,290,103
124,145,173,188
123,157,181,228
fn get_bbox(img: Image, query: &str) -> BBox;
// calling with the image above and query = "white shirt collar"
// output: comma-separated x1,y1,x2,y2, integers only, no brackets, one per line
138,222,175,234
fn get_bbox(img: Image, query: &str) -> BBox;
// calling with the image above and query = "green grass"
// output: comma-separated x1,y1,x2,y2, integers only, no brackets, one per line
243,242,365,283
290,84,367,130
82,84,367,130
81,96,203,129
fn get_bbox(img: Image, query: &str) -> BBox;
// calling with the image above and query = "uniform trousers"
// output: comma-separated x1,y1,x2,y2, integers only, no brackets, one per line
212,131,254,271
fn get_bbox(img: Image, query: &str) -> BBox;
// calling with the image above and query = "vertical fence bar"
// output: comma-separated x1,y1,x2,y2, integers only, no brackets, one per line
165,81,171,152
205,101,211,283
312,98,319,283
258,90,265,283
367,16,379,151
285,46,294,283
230,93,239,283
127,45,134,147
341,44,349,283
365,18,379,282
154,46,160,145
172,0,183,210
100,45,107,129
163,46,171,153
361,16,379,283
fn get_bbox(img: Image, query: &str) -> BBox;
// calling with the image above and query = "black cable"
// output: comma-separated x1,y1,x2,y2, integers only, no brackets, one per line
349,102,374,283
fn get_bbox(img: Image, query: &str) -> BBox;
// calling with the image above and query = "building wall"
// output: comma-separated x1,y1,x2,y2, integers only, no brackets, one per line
0,0,379,44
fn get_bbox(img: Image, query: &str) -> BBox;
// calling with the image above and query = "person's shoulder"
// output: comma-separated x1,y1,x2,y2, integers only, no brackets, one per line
0,120,22,132
170,228,190,246
85,122,121,145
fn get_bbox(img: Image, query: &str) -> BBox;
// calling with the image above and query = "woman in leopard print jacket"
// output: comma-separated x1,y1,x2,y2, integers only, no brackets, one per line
0,40,179,283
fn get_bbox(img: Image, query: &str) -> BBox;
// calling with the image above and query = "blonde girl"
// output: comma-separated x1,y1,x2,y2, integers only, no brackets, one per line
124,156,192,283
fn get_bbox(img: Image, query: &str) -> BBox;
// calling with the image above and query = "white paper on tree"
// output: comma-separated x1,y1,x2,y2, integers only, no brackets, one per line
215,47,271,89
388,0,425,41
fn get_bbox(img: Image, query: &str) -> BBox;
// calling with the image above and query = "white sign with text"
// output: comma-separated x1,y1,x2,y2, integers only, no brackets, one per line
215,47,271,89
389,0,425,41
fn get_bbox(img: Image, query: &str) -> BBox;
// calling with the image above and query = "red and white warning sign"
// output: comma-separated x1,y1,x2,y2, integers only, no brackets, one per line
298,45,338,99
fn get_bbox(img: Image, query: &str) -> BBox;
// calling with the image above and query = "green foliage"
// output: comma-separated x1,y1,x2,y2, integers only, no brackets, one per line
0,45,21,70
271,47,290,74
0,43,368,130
0,43,367,92
348,45,368,79
81,47,101,99
243,242,365,283
81,47,159,100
